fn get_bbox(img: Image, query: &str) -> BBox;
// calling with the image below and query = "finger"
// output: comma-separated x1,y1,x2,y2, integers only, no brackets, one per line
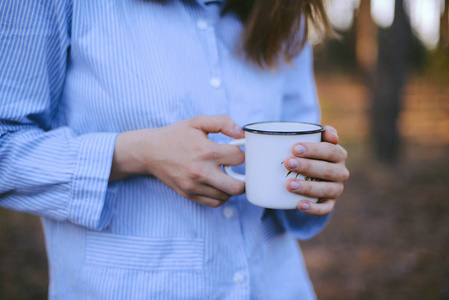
297,199,336,216
189,195,228,208
322,125,339,145
286,179,344,199
291,142,347,163
173,168,234,199
195,141,244,166
190,115,244,139
215,144,245,166
206,169,245,196
285,157,349,182
191,184,233,202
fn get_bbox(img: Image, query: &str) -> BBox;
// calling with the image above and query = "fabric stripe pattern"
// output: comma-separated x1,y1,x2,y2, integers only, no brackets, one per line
1,0,328,299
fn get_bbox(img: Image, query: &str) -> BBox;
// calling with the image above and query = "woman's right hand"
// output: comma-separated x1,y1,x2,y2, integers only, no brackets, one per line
110,115,246,207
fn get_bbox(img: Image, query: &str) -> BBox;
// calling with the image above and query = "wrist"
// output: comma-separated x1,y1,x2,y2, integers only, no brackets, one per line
110,130,147,181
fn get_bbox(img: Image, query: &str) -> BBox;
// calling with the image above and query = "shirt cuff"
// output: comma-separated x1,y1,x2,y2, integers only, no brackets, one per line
274,209,330,240
69,132,119,230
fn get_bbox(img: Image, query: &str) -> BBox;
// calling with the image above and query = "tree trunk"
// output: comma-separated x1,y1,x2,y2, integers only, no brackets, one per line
371,0,411,164
356,0,377,78
440,0,449,51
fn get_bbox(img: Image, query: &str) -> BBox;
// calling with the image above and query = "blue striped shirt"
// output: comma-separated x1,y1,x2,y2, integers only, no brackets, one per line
0,0,329,299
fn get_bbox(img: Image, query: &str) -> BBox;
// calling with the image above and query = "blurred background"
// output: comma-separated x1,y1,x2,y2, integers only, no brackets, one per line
303,0,449,299
1,0,448,299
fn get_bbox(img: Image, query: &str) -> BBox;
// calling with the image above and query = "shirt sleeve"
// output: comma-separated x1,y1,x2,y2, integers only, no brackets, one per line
275,42,330,240
0,0,118,230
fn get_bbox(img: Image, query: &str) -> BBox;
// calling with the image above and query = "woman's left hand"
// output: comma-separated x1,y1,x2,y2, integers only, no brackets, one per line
284,125,349,216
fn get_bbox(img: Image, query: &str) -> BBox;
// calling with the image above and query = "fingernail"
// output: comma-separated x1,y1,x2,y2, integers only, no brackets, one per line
289,181,300,191
234,125,243,135
293,145,305,155
300,202,310,211
288,159,298,169
327,127,338,138
235,125,244,135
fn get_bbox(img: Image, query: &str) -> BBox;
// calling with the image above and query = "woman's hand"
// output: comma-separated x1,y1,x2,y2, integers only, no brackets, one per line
110,115,246,207
284,126,349,216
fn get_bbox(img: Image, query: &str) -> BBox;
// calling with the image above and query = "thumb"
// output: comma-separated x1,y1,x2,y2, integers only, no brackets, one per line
190,115,245,139
322,125,339,145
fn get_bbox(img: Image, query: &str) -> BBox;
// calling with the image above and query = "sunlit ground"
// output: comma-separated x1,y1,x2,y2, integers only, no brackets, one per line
318,74,449,146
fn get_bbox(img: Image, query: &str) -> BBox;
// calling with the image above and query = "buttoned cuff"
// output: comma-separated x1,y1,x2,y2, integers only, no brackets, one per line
69,132,119,230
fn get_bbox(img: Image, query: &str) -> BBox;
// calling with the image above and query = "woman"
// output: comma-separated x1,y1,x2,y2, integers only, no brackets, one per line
0,0,349,299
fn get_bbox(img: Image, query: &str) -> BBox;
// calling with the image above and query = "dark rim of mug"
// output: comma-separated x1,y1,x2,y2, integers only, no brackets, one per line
242,121,324,135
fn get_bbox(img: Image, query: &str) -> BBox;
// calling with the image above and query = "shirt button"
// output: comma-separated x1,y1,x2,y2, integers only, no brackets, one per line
197,19,208,30
233,272,244,284
209,77,221,88
223,207,234,219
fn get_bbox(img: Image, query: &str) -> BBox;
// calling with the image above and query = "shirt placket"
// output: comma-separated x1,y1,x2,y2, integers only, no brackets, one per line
195,5,229,117
194,5,251,298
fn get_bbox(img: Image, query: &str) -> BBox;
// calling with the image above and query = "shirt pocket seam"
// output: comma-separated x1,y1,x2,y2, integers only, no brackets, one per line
85,231,204,271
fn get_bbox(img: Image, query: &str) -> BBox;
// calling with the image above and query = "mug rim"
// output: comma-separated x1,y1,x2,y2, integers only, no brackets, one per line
242,121,324,135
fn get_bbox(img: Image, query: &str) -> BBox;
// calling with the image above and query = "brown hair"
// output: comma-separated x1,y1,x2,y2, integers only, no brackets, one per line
222,0,331,69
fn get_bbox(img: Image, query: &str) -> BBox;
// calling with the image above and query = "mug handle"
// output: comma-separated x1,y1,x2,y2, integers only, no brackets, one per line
223,139,246,182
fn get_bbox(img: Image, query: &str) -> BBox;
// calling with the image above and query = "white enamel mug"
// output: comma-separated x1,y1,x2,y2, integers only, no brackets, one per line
224,121,324,209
